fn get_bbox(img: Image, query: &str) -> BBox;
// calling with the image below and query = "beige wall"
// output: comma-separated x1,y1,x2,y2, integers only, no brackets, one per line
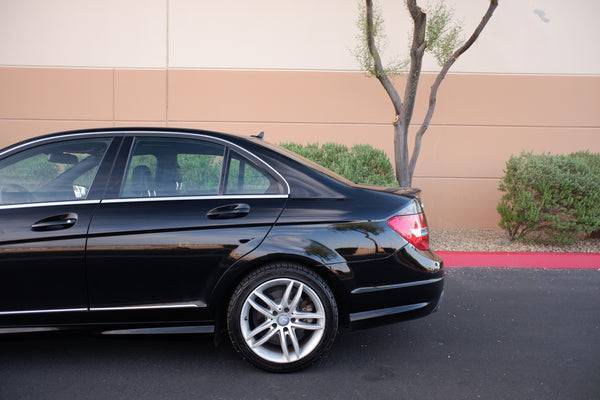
0,0,167,68
1,67,598,228
167,0,600,75
2,1,600,74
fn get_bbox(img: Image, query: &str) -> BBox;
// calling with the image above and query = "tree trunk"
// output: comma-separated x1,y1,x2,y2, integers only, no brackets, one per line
394,122,411,187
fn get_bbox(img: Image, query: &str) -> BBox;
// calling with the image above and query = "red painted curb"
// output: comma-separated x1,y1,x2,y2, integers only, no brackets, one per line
436,251,600,269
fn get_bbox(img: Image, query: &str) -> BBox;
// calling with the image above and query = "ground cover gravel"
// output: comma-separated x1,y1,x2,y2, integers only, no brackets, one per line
429,228,600,253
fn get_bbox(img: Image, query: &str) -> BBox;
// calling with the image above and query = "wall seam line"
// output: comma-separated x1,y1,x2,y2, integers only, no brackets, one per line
165,0,170,125
112,68,116,127
1,118,598,130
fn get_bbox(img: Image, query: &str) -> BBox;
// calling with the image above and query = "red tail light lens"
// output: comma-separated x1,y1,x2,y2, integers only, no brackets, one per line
387,213,430,250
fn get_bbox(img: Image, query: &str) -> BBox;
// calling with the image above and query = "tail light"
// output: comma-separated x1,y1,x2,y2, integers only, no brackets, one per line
387,213,430,250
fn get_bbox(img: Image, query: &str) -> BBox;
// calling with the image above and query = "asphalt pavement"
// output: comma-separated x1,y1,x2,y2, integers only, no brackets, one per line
1,267,598,400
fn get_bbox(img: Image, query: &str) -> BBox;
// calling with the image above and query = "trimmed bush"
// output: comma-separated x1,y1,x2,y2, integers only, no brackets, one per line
279,142,398,187
497,151,600,244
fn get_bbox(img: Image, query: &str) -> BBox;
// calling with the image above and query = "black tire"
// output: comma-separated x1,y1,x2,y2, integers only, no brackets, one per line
227,263,338,372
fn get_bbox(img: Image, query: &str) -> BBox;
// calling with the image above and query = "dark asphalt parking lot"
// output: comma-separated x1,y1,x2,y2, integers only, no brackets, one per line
1,267,598,400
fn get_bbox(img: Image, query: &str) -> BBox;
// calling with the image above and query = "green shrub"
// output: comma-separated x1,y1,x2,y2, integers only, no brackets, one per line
497,151,600,244
279,142,398,187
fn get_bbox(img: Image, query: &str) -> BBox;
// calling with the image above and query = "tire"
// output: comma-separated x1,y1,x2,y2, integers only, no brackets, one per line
227,263,338,372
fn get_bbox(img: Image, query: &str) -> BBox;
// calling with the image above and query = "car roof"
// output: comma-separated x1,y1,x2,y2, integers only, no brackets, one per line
0,127,261,157
4,127,242,146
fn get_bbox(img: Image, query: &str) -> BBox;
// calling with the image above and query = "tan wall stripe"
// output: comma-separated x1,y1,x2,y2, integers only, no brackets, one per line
1,67,598,229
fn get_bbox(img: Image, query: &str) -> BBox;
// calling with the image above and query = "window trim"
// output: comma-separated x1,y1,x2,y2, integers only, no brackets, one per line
0,132,115,158
0,199,100,211
101,194,288,204
222,148,283,196
1,130,292,202
114,134,290,200
0,136,116,207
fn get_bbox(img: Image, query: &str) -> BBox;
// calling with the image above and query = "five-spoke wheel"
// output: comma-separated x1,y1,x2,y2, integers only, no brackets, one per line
227,263,338,372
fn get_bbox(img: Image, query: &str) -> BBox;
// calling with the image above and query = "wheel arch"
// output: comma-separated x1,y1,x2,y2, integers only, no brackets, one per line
210,252,352,334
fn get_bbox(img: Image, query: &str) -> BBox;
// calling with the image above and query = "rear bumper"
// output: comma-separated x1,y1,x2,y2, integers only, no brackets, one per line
345,245,444,329
348,276,444,329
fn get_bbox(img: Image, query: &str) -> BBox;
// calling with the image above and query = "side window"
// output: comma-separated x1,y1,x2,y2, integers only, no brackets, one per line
121,137,225,198
0,138,112,205
225,152,281,195
121,154,158,197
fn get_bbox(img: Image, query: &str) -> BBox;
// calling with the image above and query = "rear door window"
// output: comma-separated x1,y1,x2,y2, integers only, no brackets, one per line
120,137,284,198
121,137,225,198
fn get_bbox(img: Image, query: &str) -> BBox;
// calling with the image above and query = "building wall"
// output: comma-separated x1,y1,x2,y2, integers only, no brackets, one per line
1,0,599,228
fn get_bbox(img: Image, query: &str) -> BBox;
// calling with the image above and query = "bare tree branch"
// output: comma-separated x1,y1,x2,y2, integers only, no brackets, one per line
365,0,402,115
400,0,426,130
408,0,499,179
360,0,498,187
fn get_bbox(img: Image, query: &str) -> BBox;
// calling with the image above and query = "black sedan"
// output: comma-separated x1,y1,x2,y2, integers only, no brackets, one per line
0,128,443,372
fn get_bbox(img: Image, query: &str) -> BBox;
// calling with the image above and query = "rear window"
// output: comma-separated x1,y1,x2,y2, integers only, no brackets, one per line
250,139,354,186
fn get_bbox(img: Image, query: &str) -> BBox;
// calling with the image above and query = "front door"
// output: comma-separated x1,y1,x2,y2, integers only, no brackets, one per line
0,136,115,321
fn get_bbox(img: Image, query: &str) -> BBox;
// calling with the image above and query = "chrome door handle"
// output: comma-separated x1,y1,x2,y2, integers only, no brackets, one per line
206,204,251,219
31,213,78,231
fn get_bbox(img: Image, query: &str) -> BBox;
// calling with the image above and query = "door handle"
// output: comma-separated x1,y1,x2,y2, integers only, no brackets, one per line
207,203,251,219
31,213,78,231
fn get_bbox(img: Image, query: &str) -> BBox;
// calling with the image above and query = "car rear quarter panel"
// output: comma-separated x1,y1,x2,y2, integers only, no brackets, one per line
211,189,442,326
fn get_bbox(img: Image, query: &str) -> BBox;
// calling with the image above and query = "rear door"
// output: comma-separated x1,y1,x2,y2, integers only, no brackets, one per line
0,136,117,320
85,134,288,318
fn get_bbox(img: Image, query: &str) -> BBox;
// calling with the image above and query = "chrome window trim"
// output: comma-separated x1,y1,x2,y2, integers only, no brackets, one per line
117,133,291,197
0,132,114,158
1,129,291,196
102,194,289,204
1,134,115,208
223,144,291,195
0,199,100,211
0,308,87,316
158,132,291,195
